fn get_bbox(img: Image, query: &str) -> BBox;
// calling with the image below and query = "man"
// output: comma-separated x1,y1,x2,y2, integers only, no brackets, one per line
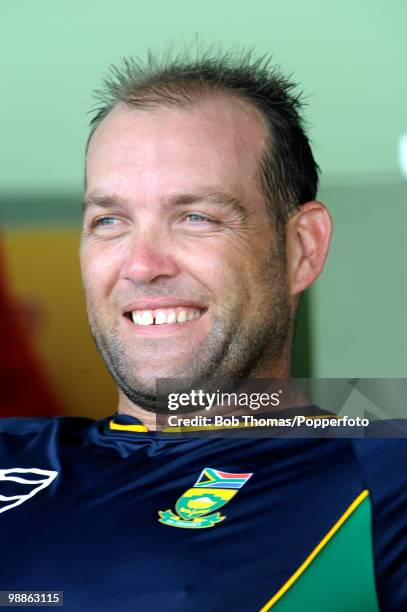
0,48,405,611
81,50,331,426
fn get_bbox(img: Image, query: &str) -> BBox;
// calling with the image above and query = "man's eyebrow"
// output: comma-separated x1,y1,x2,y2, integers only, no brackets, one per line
167,190,248,219
82,194,127,214
82,190,248,218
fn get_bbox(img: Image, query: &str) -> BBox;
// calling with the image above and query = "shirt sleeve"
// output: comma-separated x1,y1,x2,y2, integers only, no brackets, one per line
352,436,407,612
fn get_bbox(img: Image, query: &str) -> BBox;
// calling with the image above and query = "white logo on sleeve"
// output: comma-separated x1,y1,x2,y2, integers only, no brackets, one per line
0,468,58,514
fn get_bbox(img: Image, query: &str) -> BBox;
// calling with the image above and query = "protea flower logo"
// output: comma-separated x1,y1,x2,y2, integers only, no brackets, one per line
0,468,58,515
158,468,253,528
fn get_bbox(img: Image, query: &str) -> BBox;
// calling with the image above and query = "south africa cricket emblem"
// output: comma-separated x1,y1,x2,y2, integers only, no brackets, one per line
158,468,253,529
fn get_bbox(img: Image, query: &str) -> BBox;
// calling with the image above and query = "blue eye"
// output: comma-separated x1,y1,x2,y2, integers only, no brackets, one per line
86,214,127,238
185,213,212,223
94,216,118,226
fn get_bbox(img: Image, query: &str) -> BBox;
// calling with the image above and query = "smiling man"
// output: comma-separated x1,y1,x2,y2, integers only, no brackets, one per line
1,48,406,612
81,57,331,427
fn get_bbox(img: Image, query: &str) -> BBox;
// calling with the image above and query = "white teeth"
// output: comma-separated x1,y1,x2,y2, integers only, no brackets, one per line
166,311,177,324
130,307,202,326
141,311,154,326
155,311,167,325
131,312,141,325
177,310,187,323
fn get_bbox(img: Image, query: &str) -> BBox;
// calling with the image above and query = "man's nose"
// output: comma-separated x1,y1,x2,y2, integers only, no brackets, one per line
121,233,181,284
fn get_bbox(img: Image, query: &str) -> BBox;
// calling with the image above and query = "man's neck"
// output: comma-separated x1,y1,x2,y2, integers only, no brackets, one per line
115,362,311,432
117,394,161,431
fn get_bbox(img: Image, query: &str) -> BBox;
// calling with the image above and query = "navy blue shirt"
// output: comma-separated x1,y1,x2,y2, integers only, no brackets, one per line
1,413,406,611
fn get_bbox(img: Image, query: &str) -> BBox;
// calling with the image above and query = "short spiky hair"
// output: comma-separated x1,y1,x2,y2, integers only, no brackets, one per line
88,46,319,246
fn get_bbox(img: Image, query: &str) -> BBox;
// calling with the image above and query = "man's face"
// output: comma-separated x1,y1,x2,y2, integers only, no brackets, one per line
81,96,292,408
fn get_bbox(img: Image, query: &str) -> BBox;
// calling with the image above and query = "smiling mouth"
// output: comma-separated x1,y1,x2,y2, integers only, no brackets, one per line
125,306,205,326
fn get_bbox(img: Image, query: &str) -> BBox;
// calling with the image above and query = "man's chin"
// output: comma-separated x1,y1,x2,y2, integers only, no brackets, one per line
116,369,217,414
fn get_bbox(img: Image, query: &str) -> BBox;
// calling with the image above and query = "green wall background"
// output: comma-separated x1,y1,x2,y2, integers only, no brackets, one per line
1,0,406,378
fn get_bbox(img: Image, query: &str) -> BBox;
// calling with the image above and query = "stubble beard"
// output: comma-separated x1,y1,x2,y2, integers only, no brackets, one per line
86,259,292,413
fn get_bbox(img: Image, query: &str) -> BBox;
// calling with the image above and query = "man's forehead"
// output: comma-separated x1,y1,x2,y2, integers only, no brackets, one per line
87,95,269,163
85,96,269,207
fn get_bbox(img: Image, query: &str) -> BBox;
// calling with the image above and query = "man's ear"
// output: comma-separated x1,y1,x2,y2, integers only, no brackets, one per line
286,201,333,296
